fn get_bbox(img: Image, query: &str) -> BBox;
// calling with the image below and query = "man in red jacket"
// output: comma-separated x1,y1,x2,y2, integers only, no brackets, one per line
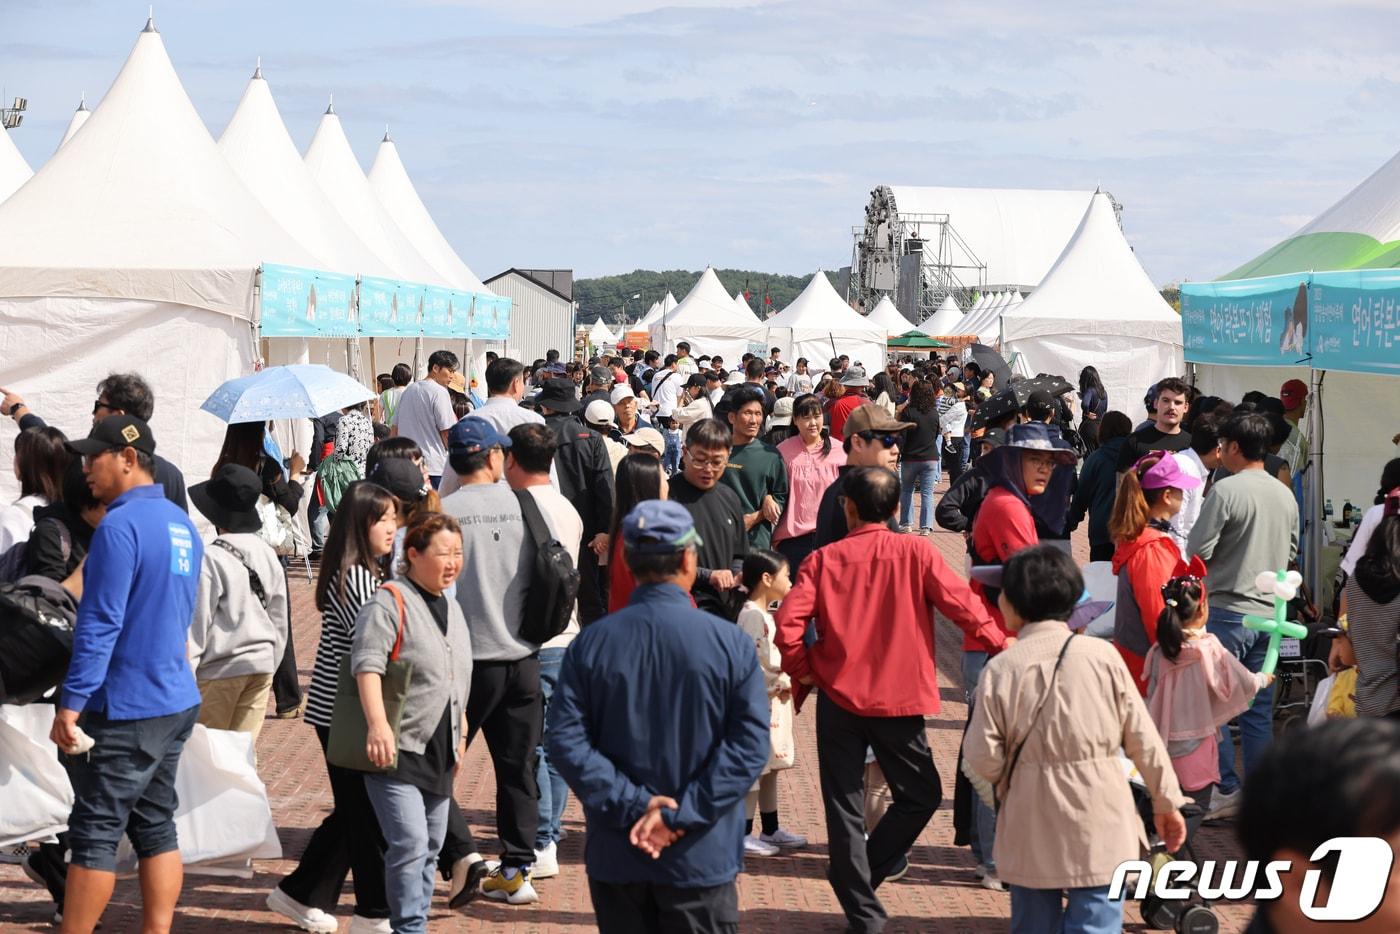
775,467,1006,934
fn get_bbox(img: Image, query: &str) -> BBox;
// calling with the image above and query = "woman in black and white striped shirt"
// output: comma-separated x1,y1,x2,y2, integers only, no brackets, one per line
1345,511,1400,720
269,482,399,933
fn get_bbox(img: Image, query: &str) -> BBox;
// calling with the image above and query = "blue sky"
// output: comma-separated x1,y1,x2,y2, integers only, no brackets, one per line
4,0,1400,284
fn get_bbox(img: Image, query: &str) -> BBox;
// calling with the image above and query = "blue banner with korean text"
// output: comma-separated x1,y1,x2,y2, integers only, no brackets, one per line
259,264,356,338
359,277,423,338
1309,270,1400,377
1181,274,1311,367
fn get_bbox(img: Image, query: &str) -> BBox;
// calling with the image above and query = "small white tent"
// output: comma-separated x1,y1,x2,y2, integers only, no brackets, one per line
974,291,1021,343
733,290,755,319
629,291,678,342
57,97,91,150
918,294,963,336
865,295,911,334
0,19,322,498
1002,191,1182,408
589,317,617,346
650,268,764,360
764,272,887,370
956,292,999,337
0,127,32,204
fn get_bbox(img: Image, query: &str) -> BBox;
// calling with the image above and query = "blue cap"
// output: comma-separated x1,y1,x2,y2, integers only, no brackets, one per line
622,500,704,555
448,416,512,454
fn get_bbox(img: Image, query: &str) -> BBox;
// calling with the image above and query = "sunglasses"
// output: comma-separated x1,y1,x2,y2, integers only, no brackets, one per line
92,398,114,415
856,431,900,449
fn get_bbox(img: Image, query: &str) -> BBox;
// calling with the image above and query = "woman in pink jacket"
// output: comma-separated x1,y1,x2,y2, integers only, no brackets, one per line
771,394,845,572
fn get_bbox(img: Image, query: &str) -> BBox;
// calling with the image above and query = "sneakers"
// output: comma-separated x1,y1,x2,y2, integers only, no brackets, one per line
532,841,559,879
266,887,338,933
347,916,391,933
884,855,910,882
979,871,1005,892
1204,787,1241,823
481,866,539,905
758,828,807,849
743,835,780,857
1,843,30,864
447,856,489,910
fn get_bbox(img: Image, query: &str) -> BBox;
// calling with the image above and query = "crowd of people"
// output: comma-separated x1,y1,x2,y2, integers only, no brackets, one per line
0,343,1396,934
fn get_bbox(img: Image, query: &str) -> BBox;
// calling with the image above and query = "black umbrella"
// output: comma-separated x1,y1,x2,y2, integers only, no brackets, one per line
967,344,1011,391
970,374,1075,430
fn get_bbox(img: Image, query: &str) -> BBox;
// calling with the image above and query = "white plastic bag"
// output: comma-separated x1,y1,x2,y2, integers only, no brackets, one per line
115,725,280,877
1080,561,1118,639
0,704,73,847
1307,674,1334,727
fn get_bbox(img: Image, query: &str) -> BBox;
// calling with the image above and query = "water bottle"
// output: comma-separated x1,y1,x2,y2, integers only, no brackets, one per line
1325,498,1334,520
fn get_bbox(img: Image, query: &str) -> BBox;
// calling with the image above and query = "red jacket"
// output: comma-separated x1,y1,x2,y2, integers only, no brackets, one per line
829,395,868,442
775,524,1004,717
1111,527,1180,694
967,486,1036,653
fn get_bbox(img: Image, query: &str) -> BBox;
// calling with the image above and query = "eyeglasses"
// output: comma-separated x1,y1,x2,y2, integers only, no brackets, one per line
81,447,120,468
687,452,729,469
856,431,900,449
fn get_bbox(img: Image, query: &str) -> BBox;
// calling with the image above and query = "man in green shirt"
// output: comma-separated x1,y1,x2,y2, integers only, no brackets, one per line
720,385,789,550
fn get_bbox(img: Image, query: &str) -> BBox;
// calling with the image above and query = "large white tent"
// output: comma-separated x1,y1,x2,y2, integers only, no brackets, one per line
0,20,322,499
369,132,490,293
649,268,764,361
917,294,963,336
765,272,886,370
57,97,91,150
1002,191,1182,409
957,291,1003,337
0,127,32,204
588,317,617,346
865,295,912,334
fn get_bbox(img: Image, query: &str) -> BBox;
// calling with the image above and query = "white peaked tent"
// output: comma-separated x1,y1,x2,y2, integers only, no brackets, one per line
304,103,443,284
57,97,91,150
974,291,1022,343
629,291,678,340
589,317,617,346
650,268,764,360
865,295,911,334
918,294,963,336
0,20,322,500
0,127,32,204
733,290,755,318
369,131,490,293
956,292,999,337
764,272,886,369
1002,191,1182,409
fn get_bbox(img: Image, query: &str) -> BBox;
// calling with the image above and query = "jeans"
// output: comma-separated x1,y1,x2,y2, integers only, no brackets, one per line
662,427,682,476
961,651,997,873
1010,885,1122,933
66,705,199,871
364,774,449,934
945,436,968,484
308,498,329,552
1207,607,1275,795
534,647,569,850
899,460,938,528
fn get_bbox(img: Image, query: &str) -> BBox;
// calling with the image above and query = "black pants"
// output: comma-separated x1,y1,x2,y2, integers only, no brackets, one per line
816,692,941,934
578,546,607,626
775,533,817,577
277,727,389,918
589,878,739,934
440,655,542,871
1089,541,1115,562
273,561,303,713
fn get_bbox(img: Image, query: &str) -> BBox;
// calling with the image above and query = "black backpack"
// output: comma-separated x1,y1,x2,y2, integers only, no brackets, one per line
0,517,72,585
0,575,78,705
513,490,581,644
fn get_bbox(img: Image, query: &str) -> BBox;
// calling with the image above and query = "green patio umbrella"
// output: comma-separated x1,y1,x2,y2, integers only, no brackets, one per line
887,330,951,349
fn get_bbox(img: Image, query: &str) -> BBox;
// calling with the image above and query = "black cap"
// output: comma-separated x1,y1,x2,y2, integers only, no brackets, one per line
1025,389,1057,420
66,414,156,457
367,458,429,504
685,373,707,390
535,378,582,414
190,464,263,534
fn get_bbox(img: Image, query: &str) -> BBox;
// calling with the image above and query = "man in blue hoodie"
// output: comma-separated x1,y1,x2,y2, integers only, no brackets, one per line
49,415,203,933
546,500,769,933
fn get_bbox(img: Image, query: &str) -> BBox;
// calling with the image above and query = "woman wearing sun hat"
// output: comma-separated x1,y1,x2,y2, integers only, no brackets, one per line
1109,451,1204,693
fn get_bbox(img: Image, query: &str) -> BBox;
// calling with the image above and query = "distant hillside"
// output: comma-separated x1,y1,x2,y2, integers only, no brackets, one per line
575,269,841,325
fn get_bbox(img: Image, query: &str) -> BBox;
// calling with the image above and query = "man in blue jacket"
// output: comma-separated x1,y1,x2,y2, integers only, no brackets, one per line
48,415,203,933
546,500,769,933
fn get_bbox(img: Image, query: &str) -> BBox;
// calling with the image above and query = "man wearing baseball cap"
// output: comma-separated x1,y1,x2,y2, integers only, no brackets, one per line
610,382,650,439
546,500,769,934
1277,378,1308,475
51,416,203,931
814,404,912,547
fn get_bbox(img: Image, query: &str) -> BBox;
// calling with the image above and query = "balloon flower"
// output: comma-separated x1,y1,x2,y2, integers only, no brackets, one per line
1243,569,1307,676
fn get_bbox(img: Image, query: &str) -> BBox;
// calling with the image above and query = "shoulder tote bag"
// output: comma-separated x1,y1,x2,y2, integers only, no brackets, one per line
326,582,413,772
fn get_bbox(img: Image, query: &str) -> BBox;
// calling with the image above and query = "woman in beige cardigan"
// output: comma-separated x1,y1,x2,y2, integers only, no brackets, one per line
965,545,1188,933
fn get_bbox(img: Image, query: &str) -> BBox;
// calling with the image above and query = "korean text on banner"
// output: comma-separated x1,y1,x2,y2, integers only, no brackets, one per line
1181,273,1311,367
476,296,511,340
359,276,423,339
260,264,356,339
422,285,471,339
1310,271,1400,376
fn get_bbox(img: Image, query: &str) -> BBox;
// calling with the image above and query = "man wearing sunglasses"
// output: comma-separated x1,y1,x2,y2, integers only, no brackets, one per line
814,404,912,548
1,372,189,511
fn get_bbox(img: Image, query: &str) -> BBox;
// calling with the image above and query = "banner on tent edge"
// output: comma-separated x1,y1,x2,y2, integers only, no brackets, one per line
1309,271,1400,376
359,277,423,339
259,265,356,338
1181,274,1311,367
472,295,511,341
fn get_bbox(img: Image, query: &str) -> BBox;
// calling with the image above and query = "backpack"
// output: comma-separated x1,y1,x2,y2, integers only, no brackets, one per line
315,452,362,516
513,490,580,645
0,517,71,585
0,575,78,705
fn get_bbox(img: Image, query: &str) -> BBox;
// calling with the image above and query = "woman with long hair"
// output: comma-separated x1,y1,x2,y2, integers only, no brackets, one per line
1077,366,1108,451
1067,411,1134,561
212,420,306,514
771,393,846,572
0,426,70,553
607,453,669,613
1109,452,1202,691
269,481,399,933
898,381,941,533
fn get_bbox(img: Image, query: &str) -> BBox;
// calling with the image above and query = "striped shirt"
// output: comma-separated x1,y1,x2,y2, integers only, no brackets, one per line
1344,576,1400,719
305,565,381,729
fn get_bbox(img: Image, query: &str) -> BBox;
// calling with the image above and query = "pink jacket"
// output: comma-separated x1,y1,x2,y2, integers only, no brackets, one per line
1144,635,1259,743
772,435,845,543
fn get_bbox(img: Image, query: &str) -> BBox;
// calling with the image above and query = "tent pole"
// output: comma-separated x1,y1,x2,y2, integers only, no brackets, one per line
1306,367,1325,608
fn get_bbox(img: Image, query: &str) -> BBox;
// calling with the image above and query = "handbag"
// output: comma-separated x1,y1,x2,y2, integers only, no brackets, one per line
326,582,413,773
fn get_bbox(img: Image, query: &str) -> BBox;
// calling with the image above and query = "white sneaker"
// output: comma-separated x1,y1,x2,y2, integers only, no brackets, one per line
758,828,807,849
1,843,30,864
533,841,559,879
743,835,780,856
980,871,1005,892
1204,787,1241,822
347,916,391,934
266,888,338,933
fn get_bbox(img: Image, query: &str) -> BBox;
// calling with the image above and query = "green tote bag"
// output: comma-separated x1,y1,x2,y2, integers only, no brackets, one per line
327,582,414,772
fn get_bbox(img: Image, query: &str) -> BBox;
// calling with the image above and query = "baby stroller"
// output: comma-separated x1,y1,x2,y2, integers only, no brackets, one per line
1129,781,1219,933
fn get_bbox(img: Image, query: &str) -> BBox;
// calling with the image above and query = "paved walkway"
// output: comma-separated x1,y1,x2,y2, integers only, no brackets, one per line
0,518,1257,932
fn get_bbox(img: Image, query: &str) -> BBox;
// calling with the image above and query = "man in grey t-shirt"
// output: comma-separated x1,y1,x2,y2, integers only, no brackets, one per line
390,349,459,487
437,415,543,905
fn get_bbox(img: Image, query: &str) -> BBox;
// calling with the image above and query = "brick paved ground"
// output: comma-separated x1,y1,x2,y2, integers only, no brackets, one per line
0,505,1259,932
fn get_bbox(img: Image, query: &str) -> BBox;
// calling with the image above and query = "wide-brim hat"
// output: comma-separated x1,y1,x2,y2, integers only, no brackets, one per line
999,422,1078,464
535,378,582,413
190,463,263,534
